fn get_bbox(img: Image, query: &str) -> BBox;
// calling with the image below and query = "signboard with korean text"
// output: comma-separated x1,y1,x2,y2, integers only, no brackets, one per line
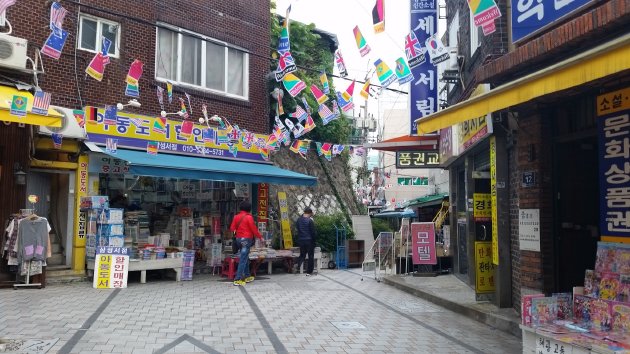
535,335,572,354
511,0,592,43
395,150,440,169
490,136,499,264
88,155,130,174
474,242,496,294
457,114,493,153
596,87,630,243
257,183,268,225
84,107,266,162
93,247,130,289
411,222,437,265
410,0,437,135
73,155,89,250
473,193,491,222
519,209,541,251
277,192,293,248
397,177,429,186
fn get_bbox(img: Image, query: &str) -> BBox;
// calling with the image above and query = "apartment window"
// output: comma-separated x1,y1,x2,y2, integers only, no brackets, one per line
156,26,248,100
78,15,120,57
469,11,481,56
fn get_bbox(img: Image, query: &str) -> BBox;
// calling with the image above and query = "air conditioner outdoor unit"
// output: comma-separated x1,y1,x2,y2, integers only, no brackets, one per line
38,107,87,139
447,47,459,70
0,34,27,70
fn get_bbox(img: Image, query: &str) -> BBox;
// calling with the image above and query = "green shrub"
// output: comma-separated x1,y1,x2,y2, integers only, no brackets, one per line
311,213,354,253
371,218,394,239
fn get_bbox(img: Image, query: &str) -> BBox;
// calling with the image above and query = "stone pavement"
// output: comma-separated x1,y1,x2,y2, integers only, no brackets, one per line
0,270,522,354
381,273,522,338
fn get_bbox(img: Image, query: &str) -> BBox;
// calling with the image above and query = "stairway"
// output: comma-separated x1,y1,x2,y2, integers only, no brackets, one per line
46,234,86,284
47,234,64,266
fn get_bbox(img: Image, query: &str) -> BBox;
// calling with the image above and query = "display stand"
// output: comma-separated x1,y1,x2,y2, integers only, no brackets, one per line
13,260,42,290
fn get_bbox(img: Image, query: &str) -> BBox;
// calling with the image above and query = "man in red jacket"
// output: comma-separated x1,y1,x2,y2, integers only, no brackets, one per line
230,201,262,286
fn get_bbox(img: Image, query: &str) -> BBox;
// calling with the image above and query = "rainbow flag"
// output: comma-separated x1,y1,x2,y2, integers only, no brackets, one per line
152,116,166,134
316,142,333,161
372,0,385,33
319,72,330,94
360,79,370,100
353,26,371,57
259,147,270,161
282,73,306,97
290,140,309,159
310,84,328,105
178,97,189,119
147,141,158,155
374,59,396,87
266,134,279,150
394,57,414,85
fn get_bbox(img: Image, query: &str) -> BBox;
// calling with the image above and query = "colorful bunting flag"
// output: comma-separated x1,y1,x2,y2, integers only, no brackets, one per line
185,92,193,115
310,84,328,105
289,105,308,122
147,141,158,155
73,109,85,128
50,2,67,32
156,86,165,109
228,143,238,158
275,51,297,81
374,59,396,87
372,0,385,33
125,59,143,97
277,5,291,53
266,133,279,150
283,118,295,132
41,25,68,60
86,37,112,81
342,80,355,102
319,72,330,94
259,147,270,161
180,120,193,139
353,26,371,57
282,73,306,97
85,106,98,124
241,131,255,149
290,140,309,159
152,116,166,135
51,133,63,149
292,122,305,139
32,90,51,115
360,79,370,100
332,100,340,115
178,97,189,118
405,31,426,69
217,128,230,145
167,82,173,103
202,128,216,144
467,0,501,35
105,138,117,154
318,103,339,125
394,57,414,84
103,105,117,126
301,96,311,115
336,91,354,113
321,143,333,161
335,50,348,78
333,144,345,155
425,34,450,65
303,115,316,134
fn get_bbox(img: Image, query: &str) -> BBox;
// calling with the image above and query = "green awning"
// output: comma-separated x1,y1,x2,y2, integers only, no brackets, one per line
405,193,448,208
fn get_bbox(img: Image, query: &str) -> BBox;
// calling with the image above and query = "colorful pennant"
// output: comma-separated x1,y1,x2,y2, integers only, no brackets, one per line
73,109,85,128
374,59,396,87
319,72,330,95
86,37,112,81
277,5,291,53
32,90,51,115
318,103,338,125
156,86,165,109
282,73,306,97
167,82,173,103
292,122,305,139
310,84,328,105
51,133,63,149
289,104,308,122
180,120,193,139
372,0,385,33
147,141,158,155
202,128,216,144
360,79,370,100
394,57,414,85
353,26,371,57
275,51,297,81
259,147,270,161
103,105,117,125
342,80,355,102
467,0,502,35
41,25,68,60
178,97,189,118
85,106,98,124
49,2,67,31
301,96,311,115
105,138,118,154
335,50,348,78
425,34,450,65
336,91,354,113
303,115,316,134
333,144,345,155
152,116,166,135
405,31,426,69
125,59,143,98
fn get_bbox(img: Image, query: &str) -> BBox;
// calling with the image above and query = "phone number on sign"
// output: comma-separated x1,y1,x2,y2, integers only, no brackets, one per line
180,145,225,156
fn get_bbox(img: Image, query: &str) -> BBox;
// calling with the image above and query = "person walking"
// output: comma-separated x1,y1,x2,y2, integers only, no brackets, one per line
230,201,262,286
296,207,316,276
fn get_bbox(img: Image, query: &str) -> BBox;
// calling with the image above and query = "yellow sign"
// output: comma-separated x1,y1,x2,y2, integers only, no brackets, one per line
72,154,89,271
277,192,293,248
95,254,112,289
597,87,630,116
490,136,498,265
457,114,492,151
0,86,62,127
475,241,496,293
473,193,491,222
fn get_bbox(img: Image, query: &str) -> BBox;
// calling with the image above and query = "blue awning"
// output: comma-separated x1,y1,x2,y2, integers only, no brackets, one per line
92,147,317,186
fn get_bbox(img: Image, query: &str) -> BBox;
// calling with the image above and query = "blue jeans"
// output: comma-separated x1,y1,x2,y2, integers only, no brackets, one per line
235,238,253,280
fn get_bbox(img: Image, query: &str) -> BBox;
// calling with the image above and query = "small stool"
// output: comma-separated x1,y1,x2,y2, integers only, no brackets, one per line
221,257,239,280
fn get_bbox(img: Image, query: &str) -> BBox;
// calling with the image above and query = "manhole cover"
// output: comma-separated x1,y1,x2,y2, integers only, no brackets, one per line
330,321,366,330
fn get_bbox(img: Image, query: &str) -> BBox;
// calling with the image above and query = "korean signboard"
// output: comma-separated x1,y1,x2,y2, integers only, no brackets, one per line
473,193,491,222
395,150,440,168
398,177,428,186
490,136,499,264
257,183,268,225
409,0,437,135
84,107,266,162
411,222,437,265
73,155,89,249
457,114,493,153
519,209,541,251
474,241,496,294
277,192,293,248
511,0,593,43
597,87,630,243
94,247,130,289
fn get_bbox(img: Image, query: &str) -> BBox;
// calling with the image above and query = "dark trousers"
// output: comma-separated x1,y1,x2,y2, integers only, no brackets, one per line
297,240,315,274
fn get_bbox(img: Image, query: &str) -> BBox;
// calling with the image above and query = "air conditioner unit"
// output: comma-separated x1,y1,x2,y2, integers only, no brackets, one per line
0,34,27,70
367,119,377,131
38,107,87,139
447,47,459,70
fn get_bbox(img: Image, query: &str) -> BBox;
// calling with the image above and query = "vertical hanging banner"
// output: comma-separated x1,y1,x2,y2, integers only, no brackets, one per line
93,247,130,289
467,0,501,35
490,136,498,265
410,0,437,135
257,183,268,226
372,0,385,33
277,192,293,249
410,222,437,265
475,242,496,294
353,25,371,57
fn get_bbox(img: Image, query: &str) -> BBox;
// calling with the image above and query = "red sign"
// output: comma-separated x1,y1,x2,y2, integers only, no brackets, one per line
411,222,437,265
257,183,268,225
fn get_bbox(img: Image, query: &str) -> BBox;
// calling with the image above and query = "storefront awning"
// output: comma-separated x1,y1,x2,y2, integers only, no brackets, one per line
89,146,317,186
372,209,415,219
404,193,448,208
415,33,630,133
365,134,439,152
0,86,63,127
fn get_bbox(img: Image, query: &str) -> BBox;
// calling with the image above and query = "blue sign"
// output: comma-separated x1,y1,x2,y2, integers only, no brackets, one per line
410,0,437,135
511,0,594,43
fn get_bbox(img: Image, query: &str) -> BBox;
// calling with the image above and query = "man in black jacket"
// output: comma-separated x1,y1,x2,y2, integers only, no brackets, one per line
296,207,316,275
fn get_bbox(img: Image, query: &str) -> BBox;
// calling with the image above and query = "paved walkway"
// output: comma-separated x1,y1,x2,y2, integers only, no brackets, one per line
0,270,522,353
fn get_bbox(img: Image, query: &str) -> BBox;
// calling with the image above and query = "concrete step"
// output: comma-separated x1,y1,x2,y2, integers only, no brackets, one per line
47,267,78,277
47,253,64,266
46,275,87,284
50,243,62,254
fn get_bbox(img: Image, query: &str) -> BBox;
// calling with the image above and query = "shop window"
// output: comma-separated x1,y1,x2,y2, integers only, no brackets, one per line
155,25,249,100
78,15,120,57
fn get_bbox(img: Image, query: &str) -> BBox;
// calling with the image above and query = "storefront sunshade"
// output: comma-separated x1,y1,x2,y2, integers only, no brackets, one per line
0,86,63,127
415,33,630,133
404,193,448,208
372,209,415,219
94,147,317,186
365,134,439,152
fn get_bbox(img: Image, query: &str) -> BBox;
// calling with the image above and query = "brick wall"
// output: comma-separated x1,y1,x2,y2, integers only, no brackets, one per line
508,145,521,312
5,0,271,134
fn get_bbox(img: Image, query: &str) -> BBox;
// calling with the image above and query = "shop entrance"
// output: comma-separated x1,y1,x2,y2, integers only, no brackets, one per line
26,170,75,267
553,136,599,292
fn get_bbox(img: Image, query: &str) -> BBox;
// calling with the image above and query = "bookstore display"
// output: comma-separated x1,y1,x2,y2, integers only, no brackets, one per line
521,242,630,354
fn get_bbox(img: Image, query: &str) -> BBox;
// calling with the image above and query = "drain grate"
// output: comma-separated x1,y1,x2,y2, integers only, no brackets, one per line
330,321,366,330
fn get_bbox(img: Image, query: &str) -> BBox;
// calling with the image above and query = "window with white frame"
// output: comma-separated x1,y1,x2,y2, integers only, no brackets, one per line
469,11,481,56
78,15,120,57
156,26,248,99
